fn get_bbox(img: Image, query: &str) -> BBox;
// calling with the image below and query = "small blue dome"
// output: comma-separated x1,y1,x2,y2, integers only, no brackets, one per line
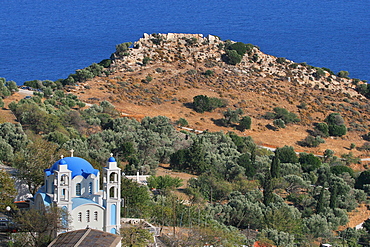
46,157,99,178
108,157,116,162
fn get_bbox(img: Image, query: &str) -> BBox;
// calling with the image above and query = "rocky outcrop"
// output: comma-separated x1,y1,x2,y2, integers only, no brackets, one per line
110,33,363,98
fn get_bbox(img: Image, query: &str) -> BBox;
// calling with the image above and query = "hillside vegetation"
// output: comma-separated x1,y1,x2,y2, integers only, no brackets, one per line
2,33,370,246
67,33,370,159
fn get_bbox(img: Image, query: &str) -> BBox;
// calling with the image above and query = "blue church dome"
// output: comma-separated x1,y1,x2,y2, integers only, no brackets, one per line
108,156,116,162
45,157,99,178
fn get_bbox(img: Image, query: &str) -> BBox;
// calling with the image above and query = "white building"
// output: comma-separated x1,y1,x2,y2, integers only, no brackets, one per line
33,154,121,234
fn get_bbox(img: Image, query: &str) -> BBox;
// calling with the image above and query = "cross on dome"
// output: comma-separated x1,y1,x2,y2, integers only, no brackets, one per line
70,149,74,157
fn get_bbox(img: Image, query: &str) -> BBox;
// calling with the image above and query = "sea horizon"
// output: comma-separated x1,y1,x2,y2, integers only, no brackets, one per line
1,0,369,85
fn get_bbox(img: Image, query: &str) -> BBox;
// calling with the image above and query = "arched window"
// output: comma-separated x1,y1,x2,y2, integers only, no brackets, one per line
89,182,93,194
109,187,115,198
78,212,82,222
61,189,66,200
60,175,68,185
94,211,98,221
86,210,90,223
76,183,81,196
110,172,117,182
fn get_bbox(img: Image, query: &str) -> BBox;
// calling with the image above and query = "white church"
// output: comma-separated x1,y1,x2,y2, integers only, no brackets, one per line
33,153,121,234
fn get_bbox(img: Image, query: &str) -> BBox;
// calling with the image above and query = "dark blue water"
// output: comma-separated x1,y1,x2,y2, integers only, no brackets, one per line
1,0,369,85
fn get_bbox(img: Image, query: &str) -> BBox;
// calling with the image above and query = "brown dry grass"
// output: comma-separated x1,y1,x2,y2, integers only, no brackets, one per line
3,41,370,228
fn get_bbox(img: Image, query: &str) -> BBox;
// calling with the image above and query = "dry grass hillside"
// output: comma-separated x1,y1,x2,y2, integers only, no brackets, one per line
2,33,370,228
66,33,370,167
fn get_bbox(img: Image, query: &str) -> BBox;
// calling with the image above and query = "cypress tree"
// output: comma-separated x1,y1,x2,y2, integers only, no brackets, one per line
263,170,274,205
270,154,280,179
316,187,325,213
329,184,338,209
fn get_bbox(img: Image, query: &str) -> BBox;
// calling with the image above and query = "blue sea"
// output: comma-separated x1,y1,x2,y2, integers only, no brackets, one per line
0,0,369,85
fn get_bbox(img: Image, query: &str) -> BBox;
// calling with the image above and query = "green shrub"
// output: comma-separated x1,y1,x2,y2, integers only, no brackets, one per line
325,113,345,126
115,42,132,56
325,113,347,136
313,68,326,79
330,165,354,177
276,57,286,64
225,50,242,65
186,69,197,75
142,57,150,66
239,116,251,131
299,153,322,172
273,119,285,129
337,70,349,78
176,118,188,127
185,37,197,46
204,70,214,77
328,124,347,137
98,59,111,68
143,75,153,83
322,67,334,75
193,95,211,113
314,122,329,137
229,42,248,56
275,146,298,163
264,107,300,124
193,95,227,113
298,135,325,147
150,33,164,45
355,170,370,189
357,142,370,151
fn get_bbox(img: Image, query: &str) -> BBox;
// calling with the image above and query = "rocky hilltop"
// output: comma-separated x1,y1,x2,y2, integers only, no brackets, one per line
109,33,362,96
74,33,370,159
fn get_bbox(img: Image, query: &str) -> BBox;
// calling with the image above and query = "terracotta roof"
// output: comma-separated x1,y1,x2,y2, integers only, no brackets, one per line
48,228,121,247
254,241,274,247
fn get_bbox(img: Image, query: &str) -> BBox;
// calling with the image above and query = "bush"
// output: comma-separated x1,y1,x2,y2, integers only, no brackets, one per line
330,165,354,177
337,70,349,78
299,153,322,172
142,57,150,66
229,42,248,56
150,33,164,45
203,70,214,77
328,124,347,137
98,59,111,68
275,146,298,163
325,113,347,136
313,123,329,137
357,142,370,151
115,42,132,56
325,113,345,126
264,107,300,124
355,170,370,189
225,50,242,65
313,68,326,79
143,75,153,83
298,135,325,148
176,118,188,127
239,116,252,131
276,57,286,64
193,95,227,113
273,119,285,129
193,95,211,113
